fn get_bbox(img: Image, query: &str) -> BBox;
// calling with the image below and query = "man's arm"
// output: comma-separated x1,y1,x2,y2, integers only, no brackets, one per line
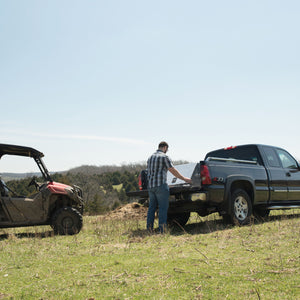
168,167,192,184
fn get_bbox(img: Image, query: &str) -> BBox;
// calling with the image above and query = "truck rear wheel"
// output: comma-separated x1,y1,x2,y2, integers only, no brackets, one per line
167,212,190,227
226,189,253,225
51,207,83,235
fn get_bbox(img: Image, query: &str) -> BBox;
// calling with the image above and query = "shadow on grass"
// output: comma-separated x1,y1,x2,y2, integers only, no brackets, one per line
268,213,300,222
130,212,300,238
0,230,55,240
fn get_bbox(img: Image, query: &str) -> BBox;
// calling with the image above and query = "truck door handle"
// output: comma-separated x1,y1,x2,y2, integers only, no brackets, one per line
286,172,291,177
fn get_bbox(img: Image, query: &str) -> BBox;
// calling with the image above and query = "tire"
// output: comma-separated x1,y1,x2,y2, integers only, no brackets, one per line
226,189,253,225
167,212,190,227
51,207,83,235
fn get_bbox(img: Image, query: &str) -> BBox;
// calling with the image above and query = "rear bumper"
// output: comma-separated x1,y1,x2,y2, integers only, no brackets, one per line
126,185,203,198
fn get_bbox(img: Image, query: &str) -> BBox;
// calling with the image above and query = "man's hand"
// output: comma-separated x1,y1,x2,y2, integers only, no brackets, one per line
183,177,192,184
168,167,192,184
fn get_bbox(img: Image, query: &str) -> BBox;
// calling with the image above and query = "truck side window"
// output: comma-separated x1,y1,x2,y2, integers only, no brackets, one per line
263,147,281,168
276,149,299,169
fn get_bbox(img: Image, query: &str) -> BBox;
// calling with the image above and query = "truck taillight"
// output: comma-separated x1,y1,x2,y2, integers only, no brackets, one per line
224,146,236,150
138,169,148,190
138,173,143,190
200,165,212,185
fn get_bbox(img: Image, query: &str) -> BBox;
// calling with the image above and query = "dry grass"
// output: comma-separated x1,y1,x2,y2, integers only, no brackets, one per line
0,206,299,299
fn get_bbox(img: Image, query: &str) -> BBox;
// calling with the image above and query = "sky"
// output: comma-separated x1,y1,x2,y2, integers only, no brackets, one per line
0,0,300,173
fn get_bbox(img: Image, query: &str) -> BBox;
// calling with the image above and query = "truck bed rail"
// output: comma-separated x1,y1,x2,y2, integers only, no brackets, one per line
206,156,258,165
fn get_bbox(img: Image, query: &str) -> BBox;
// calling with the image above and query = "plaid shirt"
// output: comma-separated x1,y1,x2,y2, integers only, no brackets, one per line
147,150,174,189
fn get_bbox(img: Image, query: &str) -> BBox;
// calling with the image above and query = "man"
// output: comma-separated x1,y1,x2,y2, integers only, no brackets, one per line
146,141,192,233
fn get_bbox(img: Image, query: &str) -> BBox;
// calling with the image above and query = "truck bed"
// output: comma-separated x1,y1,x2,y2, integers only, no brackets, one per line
127,163,201,198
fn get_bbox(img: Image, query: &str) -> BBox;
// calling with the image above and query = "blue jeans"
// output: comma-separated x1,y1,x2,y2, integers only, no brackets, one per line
147,183,169,233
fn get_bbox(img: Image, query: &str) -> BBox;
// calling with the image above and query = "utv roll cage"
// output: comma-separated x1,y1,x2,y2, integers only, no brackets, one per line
0,143,52,182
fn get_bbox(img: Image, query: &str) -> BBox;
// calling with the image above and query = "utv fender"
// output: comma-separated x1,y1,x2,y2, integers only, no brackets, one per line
223,175,255,214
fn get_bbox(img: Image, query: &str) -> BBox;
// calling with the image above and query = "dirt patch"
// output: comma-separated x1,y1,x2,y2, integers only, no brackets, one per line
103,202,148,220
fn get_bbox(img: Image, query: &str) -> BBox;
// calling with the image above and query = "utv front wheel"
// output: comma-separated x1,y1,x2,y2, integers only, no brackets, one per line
51,207,83,235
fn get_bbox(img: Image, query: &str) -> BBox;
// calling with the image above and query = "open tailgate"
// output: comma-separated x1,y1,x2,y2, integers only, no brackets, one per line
127,162,201,198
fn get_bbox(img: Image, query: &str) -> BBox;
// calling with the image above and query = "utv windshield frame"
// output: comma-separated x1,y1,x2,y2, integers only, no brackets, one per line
0,143,52,182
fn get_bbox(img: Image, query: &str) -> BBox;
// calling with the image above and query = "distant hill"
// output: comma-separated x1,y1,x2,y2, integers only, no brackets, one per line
66,160,189,175
67,163,147,175
0,163,147,181
1,160,189,181
0,172,40,181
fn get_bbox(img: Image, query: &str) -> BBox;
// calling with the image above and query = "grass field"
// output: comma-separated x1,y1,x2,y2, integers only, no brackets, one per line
0,207,299,299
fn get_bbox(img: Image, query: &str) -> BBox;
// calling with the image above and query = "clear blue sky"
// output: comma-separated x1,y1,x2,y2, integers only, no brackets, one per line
1,1,300,173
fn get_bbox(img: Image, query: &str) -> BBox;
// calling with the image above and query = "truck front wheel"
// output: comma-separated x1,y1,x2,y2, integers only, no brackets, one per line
51,207,83,235
226,189,253,225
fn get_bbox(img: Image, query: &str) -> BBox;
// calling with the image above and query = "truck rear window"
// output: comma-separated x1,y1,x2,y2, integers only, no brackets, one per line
205,145,262,165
